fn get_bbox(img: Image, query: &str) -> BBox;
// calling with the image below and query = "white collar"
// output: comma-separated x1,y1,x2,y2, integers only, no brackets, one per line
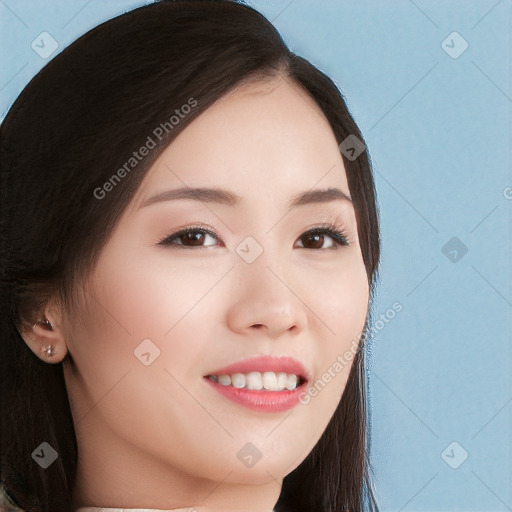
76,508,277,512
75,508,178,512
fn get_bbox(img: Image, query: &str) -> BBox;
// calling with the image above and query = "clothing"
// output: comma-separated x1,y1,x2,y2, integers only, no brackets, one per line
76,508,278,512
75,508,177,512
0,481,25,512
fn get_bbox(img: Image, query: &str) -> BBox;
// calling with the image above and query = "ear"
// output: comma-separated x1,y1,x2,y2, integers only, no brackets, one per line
19,300,68,364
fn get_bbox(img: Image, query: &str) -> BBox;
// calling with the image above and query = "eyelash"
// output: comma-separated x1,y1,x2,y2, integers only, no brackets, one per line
156,222,351,250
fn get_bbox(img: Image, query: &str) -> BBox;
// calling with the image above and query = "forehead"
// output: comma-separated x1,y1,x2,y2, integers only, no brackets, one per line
132,76,350,210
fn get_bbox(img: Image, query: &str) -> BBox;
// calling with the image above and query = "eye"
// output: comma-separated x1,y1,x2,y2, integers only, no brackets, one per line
296,224,350,250
157,223,350,250
157,225,220,249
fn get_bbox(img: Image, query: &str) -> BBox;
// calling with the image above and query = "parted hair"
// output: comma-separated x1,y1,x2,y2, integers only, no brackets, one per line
0,1,381,510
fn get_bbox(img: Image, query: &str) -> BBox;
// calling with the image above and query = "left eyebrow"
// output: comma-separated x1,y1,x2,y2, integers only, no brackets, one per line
137,186,352,210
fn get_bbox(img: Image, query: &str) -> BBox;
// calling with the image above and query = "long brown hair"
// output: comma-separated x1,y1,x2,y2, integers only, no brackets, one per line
0,1,381,510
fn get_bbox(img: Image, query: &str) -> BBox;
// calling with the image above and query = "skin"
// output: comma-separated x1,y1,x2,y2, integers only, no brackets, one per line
23,75,369,512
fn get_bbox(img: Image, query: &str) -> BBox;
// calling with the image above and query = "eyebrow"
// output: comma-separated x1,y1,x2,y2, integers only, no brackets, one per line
138,186,352,210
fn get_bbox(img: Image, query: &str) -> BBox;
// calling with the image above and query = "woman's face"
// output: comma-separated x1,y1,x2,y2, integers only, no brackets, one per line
62,76,369,507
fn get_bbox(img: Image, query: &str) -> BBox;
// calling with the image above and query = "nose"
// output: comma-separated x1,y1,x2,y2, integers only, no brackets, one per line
225,255,309,339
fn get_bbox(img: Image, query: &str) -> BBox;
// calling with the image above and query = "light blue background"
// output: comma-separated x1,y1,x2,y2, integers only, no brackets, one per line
1,1,510,510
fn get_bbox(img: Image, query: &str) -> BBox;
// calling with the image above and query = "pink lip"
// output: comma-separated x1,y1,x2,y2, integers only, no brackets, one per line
203,355,310,413
204,378,306,412
205,355,310,381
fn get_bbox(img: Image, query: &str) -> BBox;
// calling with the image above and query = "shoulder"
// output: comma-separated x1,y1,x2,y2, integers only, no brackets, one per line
0,481,26,512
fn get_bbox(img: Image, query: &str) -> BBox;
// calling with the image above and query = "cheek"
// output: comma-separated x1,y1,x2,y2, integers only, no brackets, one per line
90,245,221,340
308,251,369,350
77,246,225,394
62,245,183,380
300,253,368,409
64,253,223,467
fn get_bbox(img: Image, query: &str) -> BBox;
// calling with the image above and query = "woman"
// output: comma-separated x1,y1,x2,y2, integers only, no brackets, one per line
0,1,381,511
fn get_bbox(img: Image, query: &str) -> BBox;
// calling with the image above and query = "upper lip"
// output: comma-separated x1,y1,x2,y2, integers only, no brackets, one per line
205,355,310,382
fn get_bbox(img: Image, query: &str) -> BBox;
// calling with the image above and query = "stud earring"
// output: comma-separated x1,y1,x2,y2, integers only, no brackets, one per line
43,345,55,358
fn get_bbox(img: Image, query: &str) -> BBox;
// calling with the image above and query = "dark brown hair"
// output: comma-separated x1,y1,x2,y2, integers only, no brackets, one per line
0,1,381,510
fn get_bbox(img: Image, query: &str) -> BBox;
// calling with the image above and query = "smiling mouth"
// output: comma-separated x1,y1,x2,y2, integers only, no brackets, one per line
203,371,308,412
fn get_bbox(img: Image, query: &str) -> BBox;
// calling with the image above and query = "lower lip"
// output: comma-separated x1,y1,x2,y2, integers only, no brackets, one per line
204,377,306,412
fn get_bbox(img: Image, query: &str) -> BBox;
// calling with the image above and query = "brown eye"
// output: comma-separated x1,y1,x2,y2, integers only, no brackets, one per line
181,231,207,246
296,226,350,250
158,227,219,248
301,232,328,249
158,225,350,250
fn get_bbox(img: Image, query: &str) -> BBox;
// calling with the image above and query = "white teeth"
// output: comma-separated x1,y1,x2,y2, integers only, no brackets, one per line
209,371,301,391
231,373,245,388
285,373,298,390
218,374,231,386
262,371,277,390
246,371,263,390
276,372,288,389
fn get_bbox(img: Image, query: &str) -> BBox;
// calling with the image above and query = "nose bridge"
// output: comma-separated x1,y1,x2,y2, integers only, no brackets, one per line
227,235,308,336
236,231,289,295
